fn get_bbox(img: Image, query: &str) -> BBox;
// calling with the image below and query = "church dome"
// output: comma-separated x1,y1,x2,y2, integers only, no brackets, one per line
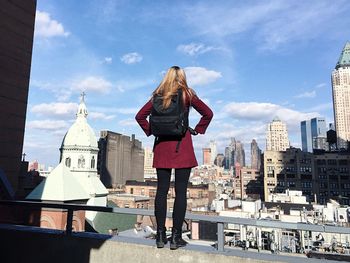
61,95,98,149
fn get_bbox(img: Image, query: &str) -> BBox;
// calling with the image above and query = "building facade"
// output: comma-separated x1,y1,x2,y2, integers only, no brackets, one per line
266,118,289,151
233,166,262,200
98,131,144,187
313,151,350,205
0,0,36,196
332,42,350,149
263,148,313,202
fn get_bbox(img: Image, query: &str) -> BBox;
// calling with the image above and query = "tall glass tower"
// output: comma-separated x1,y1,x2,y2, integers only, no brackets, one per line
301,117,327,152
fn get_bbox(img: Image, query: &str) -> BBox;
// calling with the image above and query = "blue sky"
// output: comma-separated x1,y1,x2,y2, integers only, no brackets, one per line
24,0,350,167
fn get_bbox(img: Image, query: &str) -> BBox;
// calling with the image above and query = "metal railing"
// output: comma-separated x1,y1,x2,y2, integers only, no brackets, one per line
1,200,350,252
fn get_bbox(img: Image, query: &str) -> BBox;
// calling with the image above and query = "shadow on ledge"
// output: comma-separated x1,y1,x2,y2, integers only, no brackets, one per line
0,224,110,263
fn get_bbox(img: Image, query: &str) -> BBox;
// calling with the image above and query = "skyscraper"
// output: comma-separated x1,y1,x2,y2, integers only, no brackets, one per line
224,138,246,169
332,42,350,149
209,140,217,165
202,148,211,165
235,141,245,167
301,117,327,152
266,118,289,151
224,146,232,169
251,139,261,170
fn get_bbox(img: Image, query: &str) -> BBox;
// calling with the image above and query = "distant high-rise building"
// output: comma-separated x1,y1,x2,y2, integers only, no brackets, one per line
202,148,211,166
224,138,236,169
214,153,225,167
224,146,232,169
235,141,245,167
301,117,327,152
0,0,36,196
266,118,289,151
250,139,261,170
332,42,350,149
223,138,246,169
209,140,217,165
98,131,144,187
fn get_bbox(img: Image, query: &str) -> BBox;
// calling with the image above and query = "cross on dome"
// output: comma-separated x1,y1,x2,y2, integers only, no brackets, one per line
77,92,88,118
81,91,86,102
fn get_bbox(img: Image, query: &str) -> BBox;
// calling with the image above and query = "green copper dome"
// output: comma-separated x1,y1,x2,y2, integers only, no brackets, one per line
336,42,350,69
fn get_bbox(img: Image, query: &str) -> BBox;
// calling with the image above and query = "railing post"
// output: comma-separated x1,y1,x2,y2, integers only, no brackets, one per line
217,222,224,252
66,209,73,235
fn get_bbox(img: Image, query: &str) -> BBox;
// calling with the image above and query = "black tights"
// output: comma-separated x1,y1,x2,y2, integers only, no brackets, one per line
155,168,191,231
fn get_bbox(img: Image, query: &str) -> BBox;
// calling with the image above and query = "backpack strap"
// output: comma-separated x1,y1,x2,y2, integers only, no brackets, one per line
175,140,181,153
153,136,159,152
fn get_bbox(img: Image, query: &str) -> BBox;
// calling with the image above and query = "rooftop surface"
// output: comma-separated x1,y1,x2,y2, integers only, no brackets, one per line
1,223,345,263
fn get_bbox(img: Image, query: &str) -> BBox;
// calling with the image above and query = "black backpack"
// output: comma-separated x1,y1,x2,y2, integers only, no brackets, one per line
150,89,189,151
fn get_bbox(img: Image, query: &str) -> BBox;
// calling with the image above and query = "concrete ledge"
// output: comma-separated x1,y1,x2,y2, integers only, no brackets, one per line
0,224,342,263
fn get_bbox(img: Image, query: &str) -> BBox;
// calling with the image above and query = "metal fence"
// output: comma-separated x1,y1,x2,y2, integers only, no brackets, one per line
1,200,350,252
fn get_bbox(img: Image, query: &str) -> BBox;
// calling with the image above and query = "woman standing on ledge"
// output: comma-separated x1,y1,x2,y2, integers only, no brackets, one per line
135,66,213,250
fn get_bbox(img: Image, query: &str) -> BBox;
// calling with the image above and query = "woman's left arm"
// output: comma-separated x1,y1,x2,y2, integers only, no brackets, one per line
135,100,152,136
191,95,213,134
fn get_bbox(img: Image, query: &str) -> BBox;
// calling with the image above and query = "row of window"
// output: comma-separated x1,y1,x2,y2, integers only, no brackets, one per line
65,156,96,169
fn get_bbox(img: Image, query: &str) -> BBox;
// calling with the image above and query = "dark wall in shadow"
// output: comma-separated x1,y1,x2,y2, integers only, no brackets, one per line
1,225,109,263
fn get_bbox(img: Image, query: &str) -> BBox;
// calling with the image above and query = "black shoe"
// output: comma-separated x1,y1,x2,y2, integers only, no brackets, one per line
169,228,188,250
156,228,168,248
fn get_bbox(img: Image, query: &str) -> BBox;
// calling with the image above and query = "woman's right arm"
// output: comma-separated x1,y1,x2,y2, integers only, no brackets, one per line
191,95,213,134
135,100,152,136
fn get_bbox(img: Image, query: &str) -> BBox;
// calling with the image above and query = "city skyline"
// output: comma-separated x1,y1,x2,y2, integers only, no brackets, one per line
24,0,350,166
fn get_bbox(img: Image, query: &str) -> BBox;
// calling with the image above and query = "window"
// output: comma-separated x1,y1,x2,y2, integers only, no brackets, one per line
65,157,71,167
78,155,85,168
327,159,337,165
91,156,95,168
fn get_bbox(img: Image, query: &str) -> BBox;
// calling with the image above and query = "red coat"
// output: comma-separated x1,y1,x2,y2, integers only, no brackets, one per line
135,95,213,168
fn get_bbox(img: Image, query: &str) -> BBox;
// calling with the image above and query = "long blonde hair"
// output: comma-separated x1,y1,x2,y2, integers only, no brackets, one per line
153,66,195,109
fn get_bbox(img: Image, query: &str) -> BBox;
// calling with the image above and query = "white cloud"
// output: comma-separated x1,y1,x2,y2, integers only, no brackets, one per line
104,57,113,64
316,83,327,89
89,112,115,120
31,80,73,102
177,43,220,56
294,90,316,99
72,76,113,94
31,102,78,118
119,119,138,126
35,10,70,38
184,67,222,86
223,101,319,130
120,52,143,64
27,120,69,131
